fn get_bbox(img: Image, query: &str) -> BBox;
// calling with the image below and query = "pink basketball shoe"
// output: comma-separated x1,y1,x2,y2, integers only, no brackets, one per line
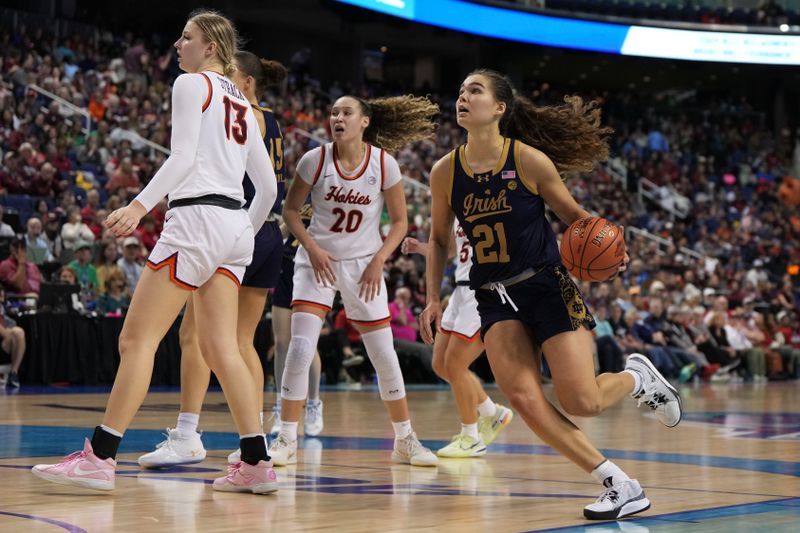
32,438,116,491
212,460,278,494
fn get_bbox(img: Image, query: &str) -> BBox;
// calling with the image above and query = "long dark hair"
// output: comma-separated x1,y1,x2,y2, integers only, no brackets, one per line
234,50,288,93
344,95,439,153
469,68,612,173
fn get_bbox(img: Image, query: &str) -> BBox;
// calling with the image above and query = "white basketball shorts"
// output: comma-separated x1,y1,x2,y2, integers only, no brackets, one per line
146,205,254,289
291,248,390,326
441,285,481,341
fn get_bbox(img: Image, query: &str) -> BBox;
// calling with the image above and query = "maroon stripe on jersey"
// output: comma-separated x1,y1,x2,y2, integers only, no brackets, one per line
333,143,371,181
312,145,326,186
200,73,213,112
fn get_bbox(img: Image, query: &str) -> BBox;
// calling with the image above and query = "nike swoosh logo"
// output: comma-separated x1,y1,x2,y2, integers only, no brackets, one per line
73,463,107,477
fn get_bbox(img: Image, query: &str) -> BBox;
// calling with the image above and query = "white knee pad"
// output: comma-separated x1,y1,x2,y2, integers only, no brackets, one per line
361,328,406,401
280,312,323,401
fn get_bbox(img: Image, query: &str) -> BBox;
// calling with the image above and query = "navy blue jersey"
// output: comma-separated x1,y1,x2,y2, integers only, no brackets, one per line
283,201,313,258
243,105,285,214
449,138,561,289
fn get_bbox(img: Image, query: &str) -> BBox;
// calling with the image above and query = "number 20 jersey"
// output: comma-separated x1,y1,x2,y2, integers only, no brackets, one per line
296,142,402,265
448,138,561,290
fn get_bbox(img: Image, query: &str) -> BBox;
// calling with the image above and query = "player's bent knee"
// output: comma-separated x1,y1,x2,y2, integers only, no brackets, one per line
560,394,602,417
281,335,315,401
443,350,470,380
504,387,545,417
432,354,450,382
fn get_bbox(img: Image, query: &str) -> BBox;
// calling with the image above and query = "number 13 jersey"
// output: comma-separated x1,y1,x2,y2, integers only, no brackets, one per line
448,138,561,290
295,142,402,264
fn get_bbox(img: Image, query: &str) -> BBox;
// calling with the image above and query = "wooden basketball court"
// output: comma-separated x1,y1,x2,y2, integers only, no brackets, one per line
1,382,798,532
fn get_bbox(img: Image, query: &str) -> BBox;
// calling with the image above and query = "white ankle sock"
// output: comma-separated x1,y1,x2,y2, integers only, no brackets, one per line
307,399,321,408
392,420,413,439
477,398,497,417
591,460,631,487
176,412,199,437
280,421,298,441
624,369,643,396
460,423,479,440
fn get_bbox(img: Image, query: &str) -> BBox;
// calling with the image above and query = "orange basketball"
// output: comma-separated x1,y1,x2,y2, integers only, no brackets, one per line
560,217,626,282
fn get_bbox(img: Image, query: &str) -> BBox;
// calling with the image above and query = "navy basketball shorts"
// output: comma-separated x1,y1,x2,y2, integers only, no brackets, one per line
272,254,296,309
476,264,596,346
241,221,283,289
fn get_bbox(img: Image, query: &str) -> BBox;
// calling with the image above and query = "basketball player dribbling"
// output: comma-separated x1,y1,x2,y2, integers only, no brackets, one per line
137,50,293,468
32,10,279,495
269,94,441,467
421,69,682,519
402,225,513,458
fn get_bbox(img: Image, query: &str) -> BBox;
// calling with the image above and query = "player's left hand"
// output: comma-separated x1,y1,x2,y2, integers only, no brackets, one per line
358,258,383,302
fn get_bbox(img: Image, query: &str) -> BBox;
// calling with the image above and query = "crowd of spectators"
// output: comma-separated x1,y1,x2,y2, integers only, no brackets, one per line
0,16,798,388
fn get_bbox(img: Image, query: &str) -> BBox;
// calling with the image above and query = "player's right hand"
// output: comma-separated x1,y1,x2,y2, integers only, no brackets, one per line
308,244,337,286
419,300,443,345
401,237,419,255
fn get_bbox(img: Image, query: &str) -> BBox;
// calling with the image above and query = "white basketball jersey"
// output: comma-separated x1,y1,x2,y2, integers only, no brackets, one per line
300,142,398,262
453,222,472,283
169,71,259,206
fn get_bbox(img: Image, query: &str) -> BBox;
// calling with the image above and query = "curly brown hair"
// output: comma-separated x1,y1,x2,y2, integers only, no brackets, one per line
344,95,439,153
470,69,613,173
234,51,288,93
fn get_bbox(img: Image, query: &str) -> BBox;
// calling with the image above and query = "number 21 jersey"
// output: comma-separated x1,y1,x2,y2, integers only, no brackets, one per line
448,138,561,289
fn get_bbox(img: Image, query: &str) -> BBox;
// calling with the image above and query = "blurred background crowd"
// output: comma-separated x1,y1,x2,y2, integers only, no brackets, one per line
1,2,798,388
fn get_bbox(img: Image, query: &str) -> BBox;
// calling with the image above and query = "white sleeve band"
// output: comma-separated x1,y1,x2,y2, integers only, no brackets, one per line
134,74,207,212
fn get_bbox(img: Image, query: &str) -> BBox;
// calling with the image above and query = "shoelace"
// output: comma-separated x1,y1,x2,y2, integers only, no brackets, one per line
226,461,243,478
59,450,88,465
636,390,668,410
596,487,620,504
275,434,293,448
154,428,176,449
403,434,427,456
453,435,477,449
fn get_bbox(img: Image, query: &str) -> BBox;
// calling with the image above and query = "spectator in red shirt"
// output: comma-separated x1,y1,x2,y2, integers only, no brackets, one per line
80,188,101,222
0,238,42,296
105,156,141,194
0,151,30,194
334,307,362,346
30,161,67,198
134,214,160,252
